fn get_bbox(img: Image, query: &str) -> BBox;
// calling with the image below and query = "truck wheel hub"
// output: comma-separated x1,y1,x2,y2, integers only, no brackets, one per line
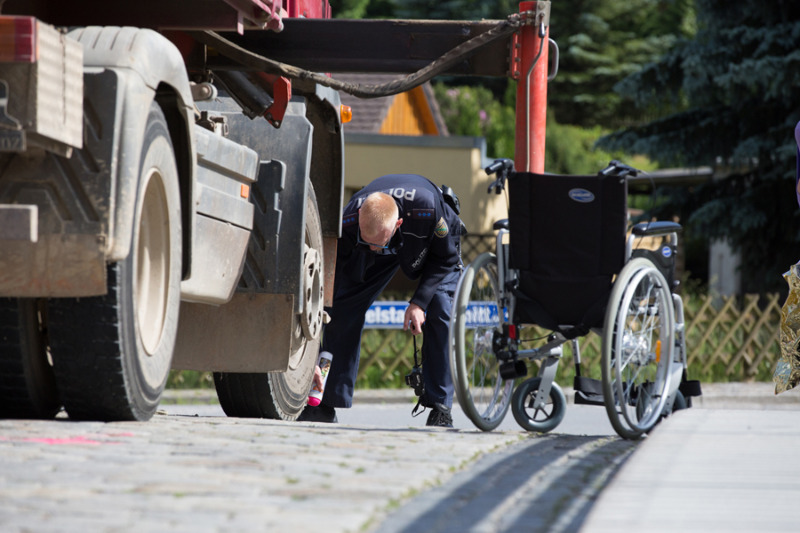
300,245,323,340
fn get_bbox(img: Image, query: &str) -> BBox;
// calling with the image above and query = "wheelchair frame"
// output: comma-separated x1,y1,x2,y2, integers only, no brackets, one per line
449,160,698,440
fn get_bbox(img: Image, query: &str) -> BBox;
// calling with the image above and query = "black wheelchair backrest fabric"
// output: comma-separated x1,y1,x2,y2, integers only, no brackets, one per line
507,171,627,328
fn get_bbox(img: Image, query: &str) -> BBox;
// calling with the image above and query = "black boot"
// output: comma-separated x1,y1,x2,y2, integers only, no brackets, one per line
297,404,338,423
425,403,453,428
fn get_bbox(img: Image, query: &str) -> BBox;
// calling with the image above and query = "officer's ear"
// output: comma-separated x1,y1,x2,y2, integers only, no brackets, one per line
396,218,403,229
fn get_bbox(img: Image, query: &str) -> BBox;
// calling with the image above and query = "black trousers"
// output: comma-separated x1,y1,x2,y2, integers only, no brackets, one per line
320,255,459,409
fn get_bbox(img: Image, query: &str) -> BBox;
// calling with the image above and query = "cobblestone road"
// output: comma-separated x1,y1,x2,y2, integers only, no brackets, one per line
0,411,635,533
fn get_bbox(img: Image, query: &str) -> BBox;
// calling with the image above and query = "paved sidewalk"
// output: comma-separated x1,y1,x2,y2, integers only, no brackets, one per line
687,381,800,409
581,408,800,533
576,382,800,532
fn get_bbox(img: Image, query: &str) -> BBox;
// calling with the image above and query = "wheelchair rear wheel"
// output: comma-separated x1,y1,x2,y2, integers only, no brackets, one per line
602,258,676,439
449,252,513,431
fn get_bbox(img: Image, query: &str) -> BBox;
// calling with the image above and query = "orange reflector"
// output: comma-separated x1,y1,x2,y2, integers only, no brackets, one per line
0,17,37,63
240,184,250,199
655,340,661,363
340,105,352,124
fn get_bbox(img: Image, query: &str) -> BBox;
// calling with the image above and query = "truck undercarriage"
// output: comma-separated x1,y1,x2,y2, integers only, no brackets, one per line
0,0,551,421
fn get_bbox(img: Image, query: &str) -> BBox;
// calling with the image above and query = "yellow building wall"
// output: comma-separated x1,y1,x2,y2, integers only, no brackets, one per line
343,135,506,235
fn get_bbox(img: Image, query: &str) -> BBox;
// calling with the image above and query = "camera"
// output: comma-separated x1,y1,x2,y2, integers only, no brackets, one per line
405,366,425,397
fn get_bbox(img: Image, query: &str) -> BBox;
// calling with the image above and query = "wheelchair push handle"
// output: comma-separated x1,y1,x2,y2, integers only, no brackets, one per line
485,158,515,194
600,159,641,178
484,158,642,195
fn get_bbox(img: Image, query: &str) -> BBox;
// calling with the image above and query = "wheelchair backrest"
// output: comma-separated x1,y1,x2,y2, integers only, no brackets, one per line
508,171,627,330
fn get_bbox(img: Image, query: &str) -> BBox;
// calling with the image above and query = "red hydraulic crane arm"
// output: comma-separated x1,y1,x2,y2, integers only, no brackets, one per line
512,1,550,174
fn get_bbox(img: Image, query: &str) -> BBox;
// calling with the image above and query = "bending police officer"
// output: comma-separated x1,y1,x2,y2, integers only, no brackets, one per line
298,173,463,427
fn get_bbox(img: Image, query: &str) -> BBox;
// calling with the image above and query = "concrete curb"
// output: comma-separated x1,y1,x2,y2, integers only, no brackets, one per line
163,381,800,410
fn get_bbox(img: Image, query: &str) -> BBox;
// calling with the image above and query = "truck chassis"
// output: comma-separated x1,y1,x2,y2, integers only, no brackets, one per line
0,0,551,421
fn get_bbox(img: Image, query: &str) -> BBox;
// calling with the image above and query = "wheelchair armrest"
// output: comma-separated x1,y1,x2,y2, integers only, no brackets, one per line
632,221,682,237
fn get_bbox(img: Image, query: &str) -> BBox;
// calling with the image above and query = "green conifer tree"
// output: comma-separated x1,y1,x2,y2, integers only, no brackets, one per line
548,0,694,128
599,0,800,293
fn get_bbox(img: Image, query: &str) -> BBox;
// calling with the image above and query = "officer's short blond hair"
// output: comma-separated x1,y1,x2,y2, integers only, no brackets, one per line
360,192,398,233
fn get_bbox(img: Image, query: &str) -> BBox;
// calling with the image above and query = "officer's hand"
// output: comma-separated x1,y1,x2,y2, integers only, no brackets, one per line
404,303,425,336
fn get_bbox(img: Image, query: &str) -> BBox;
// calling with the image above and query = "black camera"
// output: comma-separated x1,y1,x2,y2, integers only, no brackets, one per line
405,366,425,397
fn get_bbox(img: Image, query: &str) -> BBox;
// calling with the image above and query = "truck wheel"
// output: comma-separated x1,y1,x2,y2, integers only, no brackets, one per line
0,298,60,418
215,185,323,420
47,102,182,421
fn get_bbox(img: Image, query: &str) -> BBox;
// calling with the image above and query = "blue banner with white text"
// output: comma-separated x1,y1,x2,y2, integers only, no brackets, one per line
364,301,500,329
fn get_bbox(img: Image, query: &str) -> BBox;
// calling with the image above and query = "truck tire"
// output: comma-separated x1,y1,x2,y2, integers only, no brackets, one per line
46,102,182,421
0,298,60,419
214,185,323,420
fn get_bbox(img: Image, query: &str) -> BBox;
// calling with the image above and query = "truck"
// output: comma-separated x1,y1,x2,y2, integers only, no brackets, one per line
0,0,552,422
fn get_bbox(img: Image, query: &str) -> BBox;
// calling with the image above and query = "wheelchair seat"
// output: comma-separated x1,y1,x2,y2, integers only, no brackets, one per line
507,170,628,337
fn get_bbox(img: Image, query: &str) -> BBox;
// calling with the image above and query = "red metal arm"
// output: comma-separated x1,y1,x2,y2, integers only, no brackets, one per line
512,1,550,174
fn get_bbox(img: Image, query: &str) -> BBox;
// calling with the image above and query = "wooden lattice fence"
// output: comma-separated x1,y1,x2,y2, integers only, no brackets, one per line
684,293,782,381
461,234,495,263
355,292,784,387
173,240,785,388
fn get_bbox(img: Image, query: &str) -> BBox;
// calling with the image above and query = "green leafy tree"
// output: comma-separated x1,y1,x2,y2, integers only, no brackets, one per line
433,83,516,159
598,0,800,293
544,117,646,175
329,0,372,18
548,0,695,129
434,81,629,174
331,0,398,18
330,1,667,176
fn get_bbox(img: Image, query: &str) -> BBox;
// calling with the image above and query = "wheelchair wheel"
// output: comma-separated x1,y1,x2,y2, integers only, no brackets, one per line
511,377,566,433
602,258,676,440
449,252,513,431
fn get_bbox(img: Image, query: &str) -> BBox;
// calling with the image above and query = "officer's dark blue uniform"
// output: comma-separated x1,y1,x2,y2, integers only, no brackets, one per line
320,174,463,413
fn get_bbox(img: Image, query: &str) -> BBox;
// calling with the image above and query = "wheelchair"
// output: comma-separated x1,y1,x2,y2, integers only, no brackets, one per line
449,159,701,440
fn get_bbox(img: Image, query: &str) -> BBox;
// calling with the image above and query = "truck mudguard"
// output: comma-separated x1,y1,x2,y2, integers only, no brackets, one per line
304,83,345,242
67,26,196,264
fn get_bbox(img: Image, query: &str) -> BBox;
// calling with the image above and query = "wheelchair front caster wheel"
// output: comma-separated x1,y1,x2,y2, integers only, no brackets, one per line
511,378,566,433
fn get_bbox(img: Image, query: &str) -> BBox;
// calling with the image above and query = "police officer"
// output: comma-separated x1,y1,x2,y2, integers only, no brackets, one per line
298,174,463,427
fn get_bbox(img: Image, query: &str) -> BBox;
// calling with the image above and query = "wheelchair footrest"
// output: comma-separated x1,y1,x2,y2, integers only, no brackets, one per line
573,376,605,406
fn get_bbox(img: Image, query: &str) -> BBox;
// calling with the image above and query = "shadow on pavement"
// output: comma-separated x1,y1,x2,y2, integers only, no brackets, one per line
372,434,638,533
